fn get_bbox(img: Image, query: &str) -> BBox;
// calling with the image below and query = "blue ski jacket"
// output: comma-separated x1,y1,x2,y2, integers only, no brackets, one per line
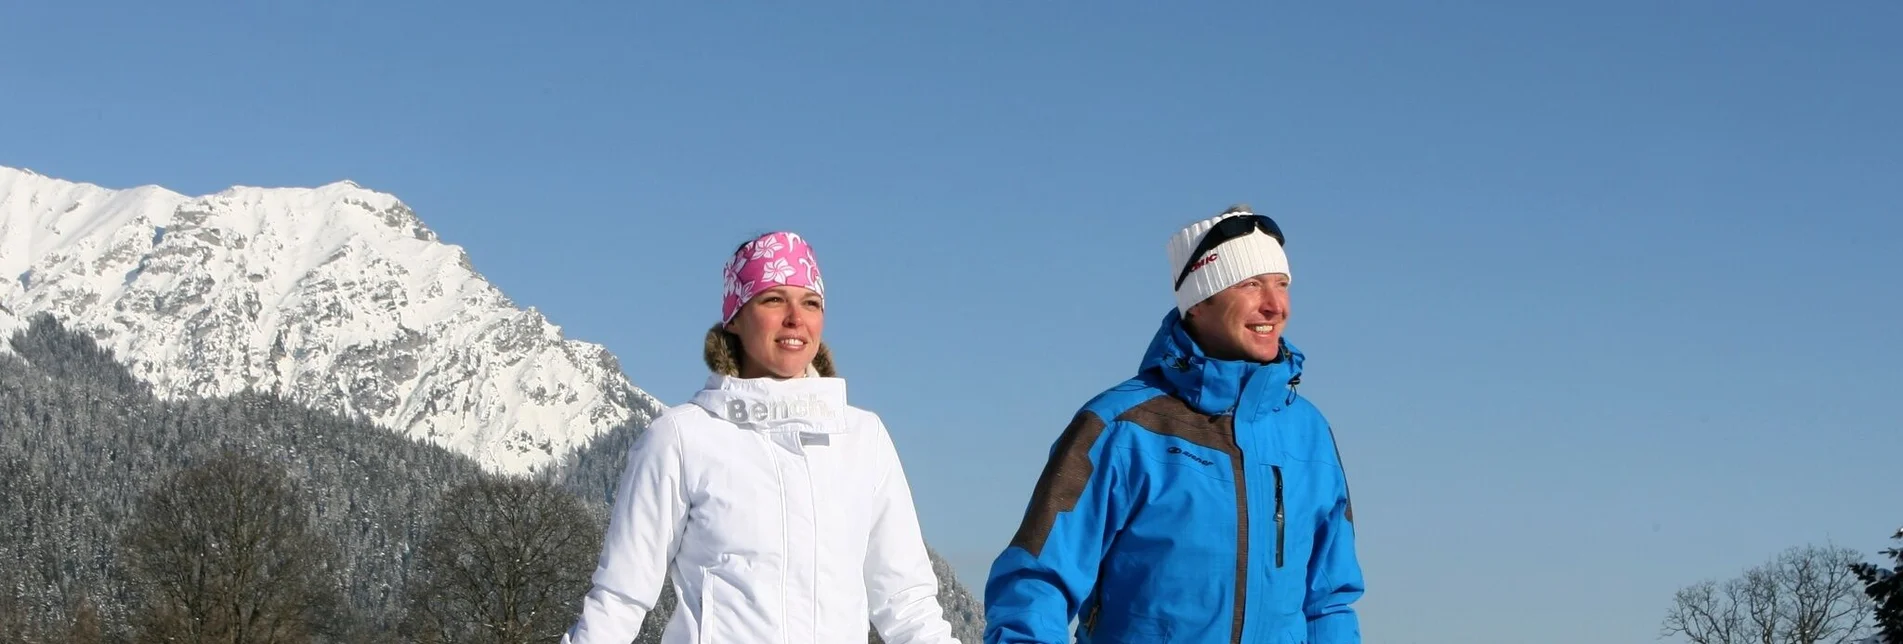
983,310,1364,644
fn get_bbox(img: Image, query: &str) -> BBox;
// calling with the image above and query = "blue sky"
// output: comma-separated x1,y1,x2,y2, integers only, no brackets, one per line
4,1,1900,641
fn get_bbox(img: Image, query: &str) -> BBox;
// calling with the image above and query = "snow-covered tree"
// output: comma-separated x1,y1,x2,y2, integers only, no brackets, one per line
3,313,987,643
0,316,490,637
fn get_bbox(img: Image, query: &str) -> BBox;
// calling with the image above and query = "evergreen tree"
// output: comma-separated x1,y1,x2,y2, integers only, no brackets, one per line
2,314,987,643
1853,528,1903,644
0,316,490,638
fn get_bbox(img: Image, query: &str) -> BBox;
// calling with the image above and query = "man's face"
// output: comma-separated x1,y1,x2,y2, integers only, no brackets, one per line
1183,272,1291,363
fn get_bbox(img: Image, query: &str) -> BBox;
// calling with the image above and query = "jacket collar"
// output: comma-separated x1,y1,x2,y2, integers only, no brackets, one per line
1137,308,1305,417
688,372,853,434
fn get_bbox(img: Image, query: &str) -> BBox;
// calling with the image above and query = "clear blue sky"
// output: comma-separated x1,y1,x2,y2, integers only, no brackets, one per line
4,1,1899,641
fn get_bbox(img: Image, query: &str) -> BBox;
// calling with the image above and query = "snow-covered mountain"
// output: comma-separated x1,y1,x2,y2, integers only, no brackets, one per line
0,166,663,474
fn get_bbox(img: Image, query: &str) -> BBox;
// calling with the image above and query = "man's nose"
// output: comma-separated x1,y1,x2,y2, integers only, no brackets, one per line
1261,293,1287,316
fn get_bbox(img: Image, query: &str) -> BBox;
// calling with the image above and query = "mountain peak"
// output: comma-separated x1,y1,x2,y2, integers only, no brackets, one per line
0,165,663,474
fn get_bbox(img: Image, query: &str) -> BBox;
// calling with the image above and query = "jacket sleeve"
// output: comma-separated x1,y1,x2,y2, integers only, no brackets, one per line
862,415,960,644
1305,425,1365,644
983,410,1123,644
563,417,691,644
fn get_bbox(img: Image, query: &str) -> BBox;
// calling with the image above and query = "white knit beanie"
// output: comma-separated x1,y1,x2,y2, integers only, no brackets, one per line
1167,204,1290,314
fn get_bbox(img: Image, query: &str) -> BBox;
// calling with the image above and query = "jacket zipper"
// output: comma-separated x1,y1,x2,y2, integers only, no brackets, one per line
1273,464,1285,568
798,442,818,644
1083,602,1100,635
1225,419,1249,644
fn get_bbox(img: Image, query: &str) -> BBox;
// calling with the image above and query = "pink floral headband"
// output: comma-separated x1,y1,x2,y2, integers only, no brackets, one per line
722,231,825,324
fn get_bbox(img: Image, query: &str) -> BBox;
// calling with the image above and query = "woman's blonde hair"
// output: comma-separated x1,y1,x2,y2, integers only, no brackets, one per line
703,323,836,377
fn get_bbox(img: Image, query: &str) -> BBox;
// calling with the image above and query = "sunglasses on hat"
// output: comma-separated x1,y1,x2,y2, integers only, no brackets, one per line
1174,214,1286,291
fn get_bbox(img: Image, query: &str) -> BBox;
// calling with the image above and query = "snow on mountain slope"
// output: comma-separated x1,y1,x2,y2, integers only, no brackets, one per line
0,166,663,474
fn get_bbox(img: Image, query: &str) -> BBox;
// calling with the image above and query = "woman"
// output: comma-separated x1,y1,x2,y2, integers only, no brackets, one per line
563,231,958,644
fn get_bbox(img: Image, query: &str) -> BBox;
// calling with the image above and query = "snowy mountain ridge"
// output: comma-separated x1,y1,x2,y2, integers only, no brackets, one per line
0,165,663,474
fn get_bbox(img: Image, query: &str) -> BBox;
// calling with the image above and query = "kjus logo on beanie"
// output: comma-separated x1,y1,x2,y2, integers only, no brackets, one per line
1186,252,1220,275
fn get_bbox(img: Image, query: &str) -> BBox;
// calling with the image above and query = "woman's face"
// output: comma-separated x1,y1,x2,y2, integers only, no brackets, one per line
726,285,825,379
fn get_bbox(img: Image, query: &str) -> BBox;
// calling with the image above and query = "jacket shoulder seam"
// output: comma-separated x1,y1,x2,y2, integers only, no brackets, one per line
1005,408,1112,559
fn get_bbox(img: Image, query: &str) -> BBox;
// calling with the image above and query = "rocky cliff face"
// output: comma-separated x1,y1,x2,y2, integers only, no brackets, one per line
0,166,663,474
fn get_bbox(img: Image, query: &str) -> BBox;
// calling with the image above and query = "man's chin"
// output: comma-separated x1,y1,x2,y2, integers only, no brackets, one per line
1249,339,1283,362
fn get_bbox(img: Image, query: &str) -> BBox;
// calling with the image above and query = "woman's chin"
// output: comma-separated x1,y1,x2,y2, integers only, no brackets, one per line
760,354,813,378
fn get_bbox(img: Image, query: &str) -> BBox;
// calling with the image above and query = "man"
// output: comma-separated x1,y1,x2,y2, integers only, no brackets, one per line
983,205,1364,643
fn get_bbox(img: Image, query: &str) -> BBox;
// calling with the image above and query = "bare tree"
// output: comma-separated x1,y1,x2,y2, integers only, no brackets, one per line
121,450,345,644
1663,544,1874,644
401,477,605,644
66,596,103,644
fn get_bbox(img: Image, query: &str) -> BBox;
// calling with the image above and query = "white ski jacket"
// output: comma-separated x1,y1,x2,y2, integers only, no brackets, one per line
563,374,959,644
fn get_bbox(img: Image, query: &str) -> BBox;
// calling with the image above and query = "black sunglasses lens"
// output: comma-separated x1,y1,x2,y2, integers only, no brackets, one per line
1210,215,1282,245
1248,215,1284,244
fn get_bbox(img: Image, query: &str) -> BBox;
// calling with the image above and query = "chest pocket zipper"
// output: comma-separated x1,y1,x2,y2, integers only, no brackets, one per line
1273,464,1285,568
